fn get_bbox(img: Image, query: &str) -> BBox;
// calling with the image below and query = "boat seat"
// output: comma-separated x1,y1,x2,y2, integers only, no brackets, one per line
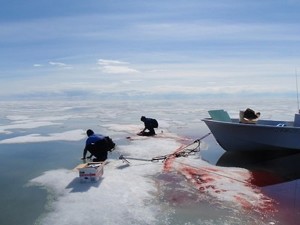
239,110,258,124
208,109,231,122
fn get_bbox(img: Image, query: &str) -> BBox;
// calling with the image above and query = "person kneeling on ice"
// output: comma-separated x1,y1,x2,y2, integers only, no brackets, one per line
81,129,115,162
138,116,158,136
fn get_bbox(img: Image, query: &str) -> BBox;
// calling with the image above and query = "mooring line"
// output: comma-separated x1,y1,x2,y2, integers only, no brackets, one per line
119,132,211,164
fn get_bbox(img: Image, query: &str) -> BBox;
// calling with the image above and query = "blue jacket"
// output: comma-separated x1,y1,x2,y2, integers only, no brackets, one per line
83,134,105,158
86,134,105,145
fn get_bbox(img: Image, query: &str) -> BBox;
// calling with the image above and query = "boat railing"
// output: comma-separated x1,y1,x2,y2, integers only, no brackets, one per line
205,117,295,127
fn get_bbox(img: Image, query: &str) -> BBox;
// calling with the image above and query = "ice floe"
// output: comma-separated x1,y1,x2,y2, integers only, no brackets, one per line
29,127,276,225
0,129,85,144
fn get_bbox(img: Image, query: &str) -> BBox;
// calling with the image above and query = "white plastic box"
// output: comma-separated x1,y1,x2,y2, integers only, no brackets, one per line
77,162,104,183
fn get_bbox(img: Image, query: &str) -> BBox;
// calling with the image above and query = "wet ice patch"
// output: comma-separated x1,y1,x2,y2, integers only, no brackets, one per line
120,137,181,163
30,137,180,225
0,113,83,134
102,123,142,134
29,125,276,225
102,123,185,141
0,121,61,134
0,129,85,144
165,155,276,214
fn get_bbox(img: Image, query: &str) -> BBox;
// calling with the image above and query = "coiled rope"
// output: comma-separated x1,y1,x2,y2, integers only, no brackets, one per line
119,132,211,163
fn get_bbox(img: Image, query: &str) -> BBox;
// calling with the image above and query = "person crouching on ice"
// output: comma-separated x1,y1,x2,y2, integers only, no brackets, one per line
138,116,158,136
81,129,115,162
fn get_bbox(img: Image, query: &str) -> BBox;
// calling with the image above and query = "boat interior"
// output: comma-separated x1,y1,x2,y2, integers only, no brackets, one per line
208,109,295,127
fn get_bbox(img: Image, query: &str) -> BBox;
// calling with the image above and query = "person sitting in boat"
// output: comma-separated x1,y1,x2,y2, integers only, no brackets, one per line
138,116,158,136
81,129,115,162
240,108,261,123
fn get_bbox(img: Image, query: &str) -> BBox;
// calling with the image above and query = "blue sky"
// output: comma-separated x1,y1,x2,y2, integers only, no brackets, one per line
1,0,300,100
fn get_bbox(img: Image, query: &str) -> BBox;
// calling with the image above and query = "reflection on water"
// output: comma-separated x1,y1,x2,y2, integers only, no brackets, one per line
217,151,300,187
216,150,300,224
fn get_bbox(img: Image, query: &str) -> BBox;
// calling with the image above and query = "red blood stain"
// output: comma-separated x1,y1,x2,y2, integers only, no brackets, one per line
234,195,254,210
163,147,277,213
177,167,218,192
163,145,186,172
249,171,284,187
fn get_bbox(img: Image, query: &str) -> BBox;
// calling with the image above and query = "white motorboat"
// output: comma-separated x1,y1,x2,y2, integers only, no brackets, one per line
202,109,300,152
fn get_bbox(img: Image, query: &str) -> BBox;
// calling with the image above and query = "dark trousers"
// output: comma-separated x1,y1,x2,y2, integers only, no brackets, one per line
88,140,108,161
140,127,155,136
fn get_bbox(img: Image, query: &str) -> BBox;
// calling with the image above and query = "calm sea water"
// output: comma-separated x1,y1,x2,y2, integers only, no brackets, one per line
0,98,299,225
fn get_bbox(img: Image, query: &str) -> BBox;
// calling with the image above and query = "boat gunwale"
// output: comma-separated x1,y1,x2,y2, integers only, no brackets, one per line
202,118,299,129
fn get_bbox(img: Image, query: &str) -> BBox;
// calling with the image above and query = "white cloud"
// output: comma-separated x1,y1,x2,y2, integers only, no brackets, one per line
49,61,73,69
98,59,139,74
49,61,67,66
1,1,300,99
98,59,127,65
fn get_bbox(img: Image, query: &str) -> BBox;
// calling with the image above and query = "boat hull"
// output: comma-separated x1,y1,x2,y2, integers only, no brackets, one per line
202,118,300,152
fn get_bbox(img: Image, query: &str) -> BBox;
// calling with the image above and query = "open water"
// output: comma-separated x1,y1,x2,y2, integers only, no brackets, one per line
0,98,299,225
